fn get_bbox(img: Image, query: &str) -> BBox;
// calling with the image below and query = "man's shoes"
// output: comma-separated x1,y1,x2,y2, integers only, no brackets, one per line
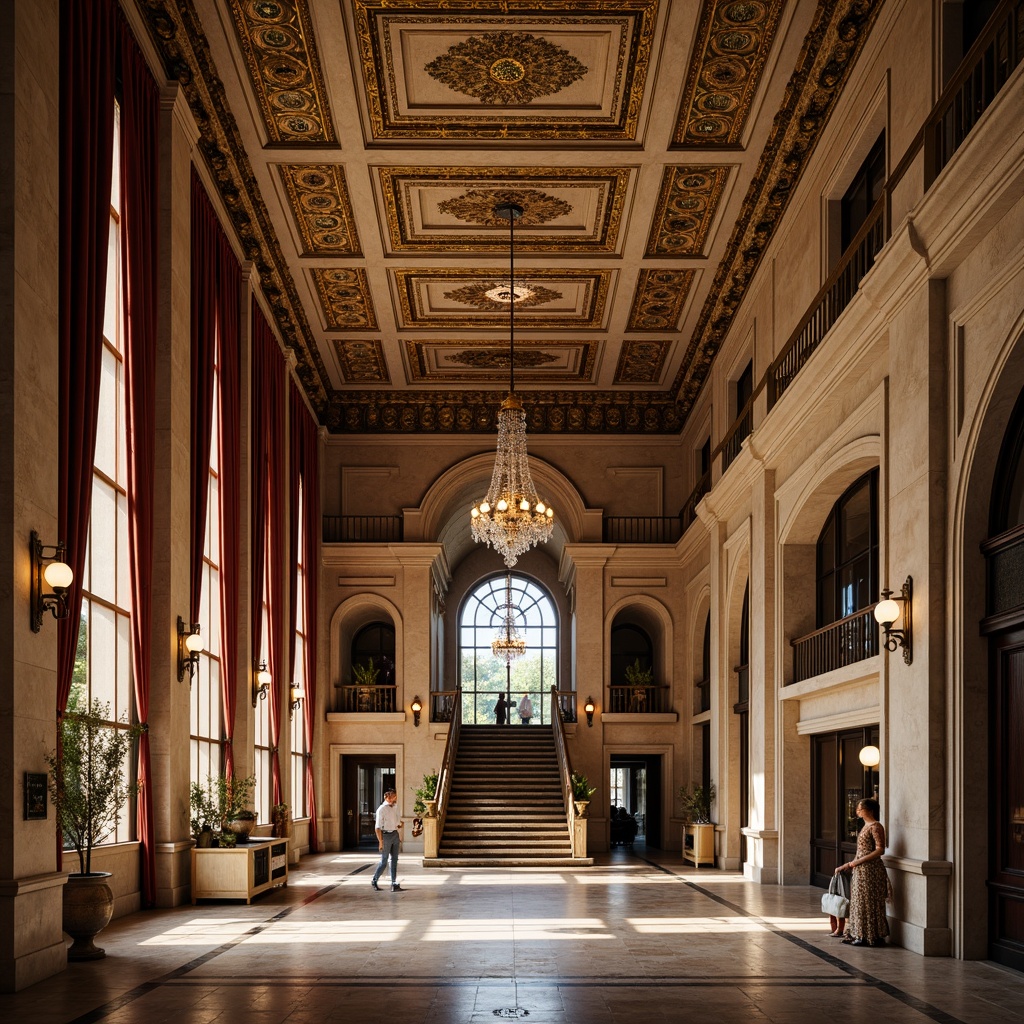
391,883,403,892
370,881,380,891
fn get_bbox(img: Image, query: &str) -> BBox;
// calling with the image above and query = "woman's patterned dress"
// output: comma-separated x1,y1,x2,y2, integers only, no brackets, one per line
845,820,890,944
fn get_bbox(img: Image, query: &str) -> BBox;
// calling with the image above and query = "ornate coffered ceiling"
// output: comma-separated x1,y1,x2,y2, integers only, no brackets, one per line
137,0,884,434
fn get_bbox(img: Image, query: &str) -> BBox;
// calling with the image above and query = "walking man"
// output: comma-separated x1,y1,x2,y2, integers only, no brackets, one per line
371,789,404,892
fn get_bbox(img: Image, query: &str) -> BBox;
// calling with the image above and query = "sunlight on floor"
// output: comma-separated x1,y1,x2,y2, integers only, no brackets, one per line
422,918,612,941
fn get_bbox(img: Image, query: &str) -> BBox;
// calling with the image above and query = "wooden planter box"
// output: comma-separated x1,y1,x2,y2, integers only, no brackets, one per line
191,837,289,904
682,823,715,868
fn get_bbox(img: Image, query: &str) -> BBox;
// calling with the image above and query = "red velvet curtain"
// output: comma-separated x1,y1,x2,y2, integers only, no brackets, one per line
190,172,241,774
120,20,160,907
289,381,320,850
251,302,286,802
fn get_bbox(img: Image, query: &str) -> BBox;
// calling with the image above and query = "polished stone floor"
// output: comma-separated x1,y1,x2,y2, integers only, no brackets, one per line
3,847,1022,1024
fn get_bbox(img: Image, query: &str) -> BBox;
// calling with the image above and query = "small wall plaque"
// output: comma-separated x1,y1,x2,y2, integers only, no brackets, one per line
24,772,47,820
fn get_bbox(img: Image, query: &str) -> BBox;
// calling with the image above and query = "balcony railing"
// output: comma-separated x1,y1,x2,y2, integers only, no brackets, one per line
721,399,754,473
554,689,577,723
429,689,459,723
603,517,683,544
322,515,403,543
790,609,879,684
336,684,397,713
680,470,711,533
768,197,886,410
607,684,669,714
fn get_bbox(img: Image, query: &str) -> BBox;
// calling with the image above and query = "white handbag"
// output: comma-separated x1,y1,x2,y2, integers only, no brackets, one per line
821,871,850,917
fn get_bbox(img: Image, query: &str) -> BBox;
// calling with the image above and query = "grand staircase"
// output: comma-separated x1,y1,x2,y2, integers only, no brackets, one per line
424,724,592,867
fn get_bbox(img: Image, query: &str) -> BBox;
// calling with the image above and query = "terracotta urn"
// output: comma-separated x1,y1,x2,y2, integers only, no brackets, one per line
63,872,115,961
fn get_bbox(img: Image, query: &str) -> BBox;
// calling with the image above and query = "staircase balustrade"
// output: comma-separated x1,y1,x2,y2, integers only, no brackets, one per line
426,685,461,857
551,686,587,858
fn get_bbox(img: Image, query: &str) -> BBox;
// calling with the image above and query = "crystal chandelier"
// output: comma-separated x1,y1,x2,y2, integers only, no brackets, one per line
470,202,554,567
491,572,527,665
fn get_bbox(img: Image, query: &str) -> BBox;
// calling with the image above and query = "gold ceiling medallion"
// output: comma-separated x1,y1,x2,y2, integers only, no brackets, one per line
438,189,572,227
445,282,561,312
278,165,361,256
447,350,558,370
332,339,390,384
425,31,587,104
628,270,696,332
647,166,731,256
310,269,378,330
226,0,336,144
672,0,783,148
614,340,670,384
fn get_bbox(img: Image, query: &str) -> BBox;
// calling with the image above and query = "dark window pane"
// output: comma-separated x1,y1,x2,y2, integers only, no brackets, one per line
840,482,871,562
818,519,836,574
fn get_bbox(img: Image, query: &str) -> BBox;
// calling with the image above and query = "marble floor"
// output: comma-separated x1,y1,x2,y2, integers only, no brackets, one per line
3,847,1022,1024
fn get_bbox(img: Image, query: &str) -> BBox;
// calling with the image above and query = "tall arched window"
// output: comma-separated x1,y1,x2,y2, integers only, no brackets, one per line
459,575,558,724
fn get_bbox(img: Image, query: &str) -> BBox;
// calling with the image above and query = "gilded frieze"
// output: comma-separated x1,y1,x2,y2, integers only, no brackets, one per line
311,269,379,330
672,0,883,409
376,166,632,254
226,0,336,144
326,389,685,434
332,339,390,384
627,270,696,332
278,165,361,256
614,340,669,384
405,339,597,384
646,166,730,256
672,0,785,148
394,268,610,329
350,0,658,141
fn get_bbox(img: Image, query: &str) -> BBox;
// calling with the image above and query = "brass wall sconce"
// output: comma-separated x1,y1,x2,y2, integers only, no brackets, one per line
252,661,271,707
584,696,596,728
411,695,422,727
874,575,912,665
289,685,304,718
177,616,203,683
30,531,74,632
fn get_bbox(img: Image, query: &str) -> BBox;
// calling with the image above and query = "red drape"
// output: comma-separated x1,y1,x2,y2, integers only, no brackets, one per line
57,0,117,869
289,381,320,850
120,20,160,907
190,172,241,774
251,302,286,803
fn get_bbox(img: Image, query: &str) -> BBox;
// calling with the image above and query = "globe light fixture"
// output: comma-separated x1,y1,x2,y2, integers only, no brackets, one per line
470,202,554,567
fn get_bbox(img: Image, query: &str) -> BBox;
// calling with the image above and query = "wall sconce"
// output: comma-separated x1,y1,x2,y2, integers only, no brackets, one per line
874,575,912,665
177,616,203,683
410,695,422,727
584,696,596,728
289,685,304,719
859,744,880,799
252,661,271,707
30,531,74,632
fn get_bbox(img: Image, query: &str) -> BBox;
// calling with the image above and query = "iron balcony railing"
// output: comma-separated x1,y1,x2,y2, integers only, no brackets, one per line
322,515,403,543
336,684,397,713
679,470,711,533
790,609,879,684
429,689,459,723
721,398,754,473
607,683,669,714
603,517,683,544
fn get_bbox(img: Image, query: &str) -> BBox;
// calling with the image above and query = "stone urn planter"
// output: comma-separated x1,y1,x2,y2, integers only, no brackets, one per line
573,799,590,819
423,799,438,818
63,872,115,961
227,813,257,842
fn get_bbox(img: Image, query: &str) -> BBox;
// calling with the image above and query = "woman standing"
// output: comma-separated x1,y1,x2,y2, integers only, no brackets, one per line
835,797,890,946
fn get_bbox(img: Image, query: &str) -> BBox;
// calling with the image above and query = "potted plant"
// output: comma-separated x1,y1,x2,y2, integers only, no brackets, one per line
44,692,144,960
189,773,255,844
624,657,653,710
679,781,717,868
570,771,596,818
271,802,291,838
352,659,380,710
413,771,439,818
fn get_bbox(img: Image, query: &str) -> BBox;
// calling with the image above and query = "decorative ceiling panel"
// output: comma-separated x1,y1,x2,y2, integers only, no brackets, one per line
278,165,361,255
404,339,598,384
226,0,336,144
393,268,611,329
646,166,730,257
614,339,670,384
332,338,390,383
672,0,785,148
348,0,658,142
627,269,696,332
310,268,379,330
376,166,633,255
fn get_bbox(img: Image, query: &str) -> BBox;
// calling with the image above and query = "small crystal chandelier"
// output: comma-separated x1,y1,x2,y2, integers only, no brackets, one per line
470,202,554,567
491,572,526,665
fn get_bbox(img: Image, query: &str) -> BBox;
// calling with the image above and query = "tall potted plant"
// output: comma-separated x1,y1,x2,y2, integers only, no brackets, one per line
679,781,717,868
45,693,143,960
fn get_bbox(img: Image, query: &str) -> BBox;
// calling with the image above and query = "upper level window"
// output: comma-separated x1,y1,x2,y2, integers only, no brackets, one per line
351,623,396,685
610,623,653,685
735,361,753,420
816,470,879,627
840,134,885,254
